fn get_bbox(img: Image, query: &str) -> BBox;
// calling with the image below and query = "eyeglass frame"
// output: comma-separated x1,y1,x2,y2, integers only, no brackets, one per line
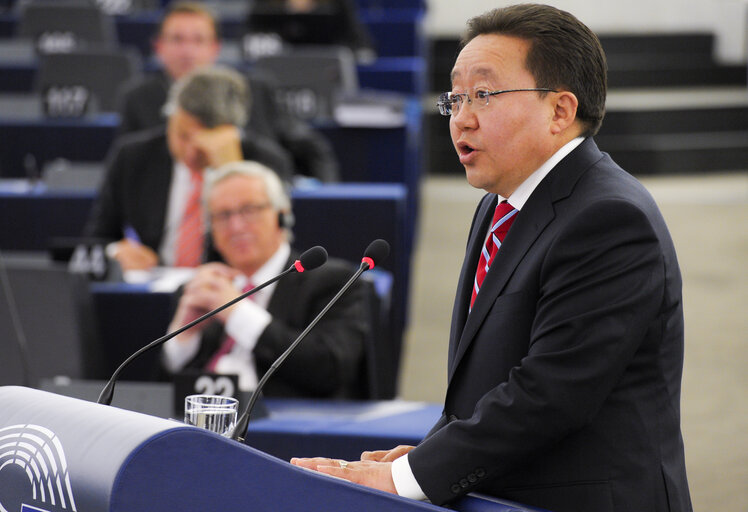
209,202,273,228
437,88,558,116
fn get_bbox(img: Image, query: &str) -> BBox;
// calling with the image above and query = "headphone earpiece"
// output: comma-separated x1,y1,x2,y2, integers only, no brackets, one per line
278,211,295,229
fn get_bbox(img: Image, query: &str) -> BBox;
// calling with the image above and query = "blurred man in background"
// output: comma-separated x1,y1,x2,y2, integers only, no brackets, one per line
87,66,292,271
117,1,340,181
163,161,369,397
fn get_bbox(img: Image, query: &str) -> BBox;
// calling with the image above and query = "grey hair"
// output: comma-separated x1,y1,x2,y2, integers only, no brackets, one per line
163,66,249,127
203,160,294,238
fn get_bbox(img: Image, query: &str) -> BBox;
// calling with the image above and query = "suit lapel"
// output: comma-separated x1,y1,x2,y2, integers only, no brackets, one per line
448,194,495,369
448,189,555,381
153,144,174,247
266,255,298,316
447,138,605,382
135,138,172,249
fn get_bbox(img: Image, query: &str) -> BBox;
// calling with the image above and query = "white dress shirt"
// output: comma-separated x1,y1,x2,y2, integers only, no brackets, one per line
160,162,193,266
391,137,585,500
162,243,291,391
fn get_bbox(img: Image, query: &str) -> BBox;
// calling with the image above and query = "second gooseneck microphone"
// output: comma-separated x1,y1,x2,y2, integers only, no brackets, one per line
230,239,390,441
97,246,328,406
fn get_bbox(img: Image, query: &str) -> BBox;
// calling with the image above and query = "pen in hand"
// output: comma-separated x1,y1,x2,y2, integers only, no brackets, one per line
123,225,141,244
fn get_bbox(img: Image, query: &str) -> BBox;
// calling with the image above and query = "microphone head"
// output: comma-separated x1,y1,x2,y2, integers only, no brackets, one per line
361,239,390,270
295,245,328,272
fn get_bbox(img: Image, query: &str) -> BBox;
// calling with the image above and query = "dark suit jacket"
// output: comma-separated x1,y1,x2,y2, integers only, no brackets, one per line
408,138,692,512
117,70,340,181
175,254,369,398
83,127,293,255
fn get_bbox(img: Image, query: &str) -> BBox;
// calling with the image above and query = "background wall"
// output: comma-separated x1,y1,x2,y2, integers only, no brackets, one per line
424,0,748,63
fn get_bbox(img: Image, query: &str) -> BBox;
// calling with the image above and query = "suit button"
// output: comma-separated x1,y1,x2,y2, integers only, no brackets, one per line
448,414,458,422
450,484,461,494
475,467,486,478
467,473,478,483
459,478,469,488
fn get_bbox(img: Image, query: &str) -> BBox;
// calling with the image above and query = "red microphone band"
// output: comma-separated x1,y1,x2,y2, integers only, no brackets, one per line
361,257,375,270
294,260,305,272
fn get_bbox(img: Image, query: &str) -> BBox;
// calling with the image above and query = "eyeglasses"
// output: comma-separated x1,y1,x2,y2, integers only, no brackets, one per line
437,88,558,116
210,202,272,227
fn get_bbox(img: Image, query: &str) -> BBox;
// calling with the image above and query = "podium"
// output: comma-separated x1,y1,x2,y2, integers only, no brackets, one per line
0,386,548,512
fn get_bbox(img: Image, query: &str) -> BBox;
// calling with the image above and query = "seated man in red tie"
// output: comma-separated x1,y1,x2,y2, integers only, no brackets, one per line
162,161,369,398
85,66,294,271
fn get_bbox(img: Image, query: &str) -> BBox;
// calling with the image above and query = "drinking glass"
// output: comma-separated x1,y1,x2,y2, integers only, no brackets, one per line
184,395,238,437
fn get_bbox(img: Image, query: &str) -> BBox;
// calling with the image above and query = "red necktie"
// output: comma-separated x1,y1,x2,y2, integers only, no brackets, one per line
175,169,205,267
470,201,518,310
205,282,255,372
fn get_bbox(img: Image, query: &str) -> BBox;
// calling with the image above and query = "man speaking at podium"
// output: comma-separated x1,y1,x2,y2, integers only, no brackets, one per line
162,162,368,398
292,4,693,512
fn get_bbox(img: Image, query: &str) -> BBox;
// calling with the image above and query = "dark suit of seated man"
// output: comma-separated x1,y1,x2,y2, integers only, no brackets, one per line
162,161,368,397
116,1,340,182
85,66,294,271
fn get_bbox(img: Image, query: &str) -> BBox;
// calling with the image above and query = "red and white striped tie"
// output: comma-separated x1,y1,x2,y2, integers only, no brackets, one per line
470,201,518,310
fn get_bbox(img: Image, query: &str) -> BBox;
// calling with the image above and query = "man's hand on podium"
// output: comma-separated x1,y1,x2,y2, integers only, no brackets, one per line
291,455,399,495
361,445,415,463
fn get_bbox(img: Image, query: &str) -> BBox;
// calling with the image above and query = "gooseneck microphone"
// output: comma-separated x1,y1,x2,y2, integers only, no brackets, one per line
97,246,328,406
230,239,390,441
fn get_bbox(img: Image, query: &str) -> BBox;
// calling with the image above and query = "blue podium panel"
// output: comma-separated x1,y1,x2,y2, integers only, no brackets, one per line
0,387,548,512
0,386,447,511
112,428,448,512
0,386,184,511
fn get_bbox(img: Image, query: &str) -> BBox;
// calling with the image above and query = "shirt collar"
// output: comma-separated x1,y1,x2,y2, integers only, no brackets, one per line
501,136,585,210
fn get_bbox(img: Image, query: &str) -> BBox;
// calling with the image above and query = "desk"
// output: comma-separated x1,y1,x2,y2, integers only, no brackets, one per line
247,398,441,461
0,104,423,267
0,105,421,191
38,378,440,463
0,111,119,177
89,268,395,399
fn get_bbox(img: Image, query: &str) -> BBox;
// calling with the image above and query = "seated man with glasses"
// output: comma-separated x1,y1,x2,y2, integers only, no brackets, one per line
162,161,369,398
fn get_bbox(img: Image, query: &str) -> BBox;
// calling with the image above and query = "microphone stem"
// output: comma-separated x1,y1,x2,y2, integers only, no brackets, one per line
231,262,369,441
97,265,296,405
